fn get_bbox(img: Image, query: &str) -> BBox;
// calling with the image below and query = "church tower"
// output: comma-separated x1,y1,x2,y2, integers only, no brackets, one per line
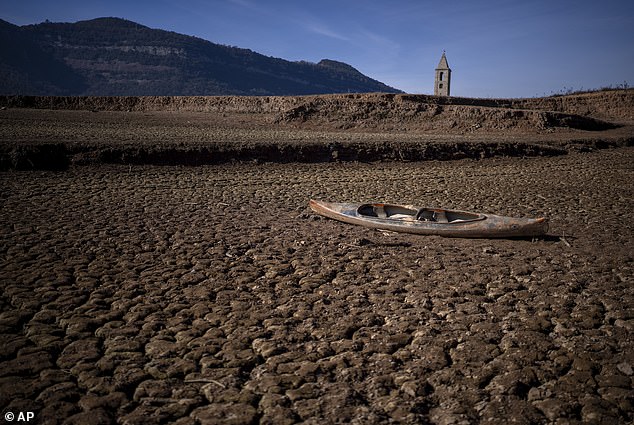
434,51,451,96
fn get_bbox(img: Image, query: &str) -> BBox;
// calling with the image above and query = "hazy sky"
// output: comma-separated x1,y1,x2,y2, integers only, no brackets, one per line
3,0,633,98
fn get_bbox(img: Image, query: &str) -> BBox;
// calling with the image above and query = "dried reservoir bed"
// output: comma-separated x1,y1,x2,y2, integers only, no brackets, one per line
1,147,633,423
1,92,633,423
1,91,633,170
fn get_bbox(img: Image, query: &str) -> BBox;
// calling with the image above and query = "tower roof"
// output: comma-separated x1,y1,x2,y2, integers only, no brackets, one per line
436,52,450,70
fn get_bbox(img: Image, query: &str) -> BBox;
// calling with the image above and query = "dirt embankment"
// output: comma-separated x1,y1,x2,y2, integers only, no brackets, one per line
272,95,622,132
0,90,632,170
2,89,632,123
508,90,634,122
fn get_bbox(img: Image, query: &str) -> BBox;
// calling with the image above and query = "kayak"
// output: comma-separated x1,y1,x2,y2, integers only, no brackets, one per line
309,199,548,238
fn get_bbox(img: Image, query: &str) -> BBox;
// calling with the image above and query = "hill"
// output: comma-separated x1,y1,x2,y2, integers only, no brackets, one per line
0,17,402,96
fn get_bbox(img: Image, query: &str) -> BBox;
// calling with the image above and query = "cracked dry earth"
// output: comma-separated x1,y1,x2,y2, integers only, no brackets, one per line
1,148,633,424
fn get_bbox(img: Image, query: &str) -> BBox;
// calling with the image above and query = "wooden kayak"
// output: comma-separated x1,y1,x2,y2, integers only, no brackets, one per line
309,200,548,238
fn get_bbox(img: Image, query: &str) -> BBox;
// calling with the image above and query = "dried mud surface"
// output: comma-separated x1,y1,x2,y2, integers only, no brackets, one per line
1,91,633,170
1,148,633,424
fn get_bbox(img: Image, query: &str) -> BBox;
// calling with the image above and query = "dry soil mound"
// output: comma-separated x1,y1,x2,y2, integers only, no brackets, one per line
1,90,632,170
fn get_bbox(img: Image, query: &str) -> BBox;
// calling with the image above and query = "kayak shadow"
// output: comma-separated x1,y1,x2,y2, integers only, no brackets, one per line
504,234,574,244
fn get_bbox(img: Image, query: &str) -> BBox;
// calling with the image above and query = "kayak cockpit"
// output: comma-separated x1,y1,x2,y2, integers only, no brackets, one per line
357,204,417,220
357,204,484,223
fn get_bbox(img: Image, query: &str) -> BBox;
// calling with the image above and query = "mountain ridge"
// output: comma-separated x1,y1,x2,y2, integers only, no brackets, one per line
0,17,402,96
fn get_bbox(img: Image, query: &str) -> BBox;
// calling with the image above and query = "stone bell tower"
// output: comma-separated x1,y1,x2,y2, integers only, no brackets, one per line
434,51,451,96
